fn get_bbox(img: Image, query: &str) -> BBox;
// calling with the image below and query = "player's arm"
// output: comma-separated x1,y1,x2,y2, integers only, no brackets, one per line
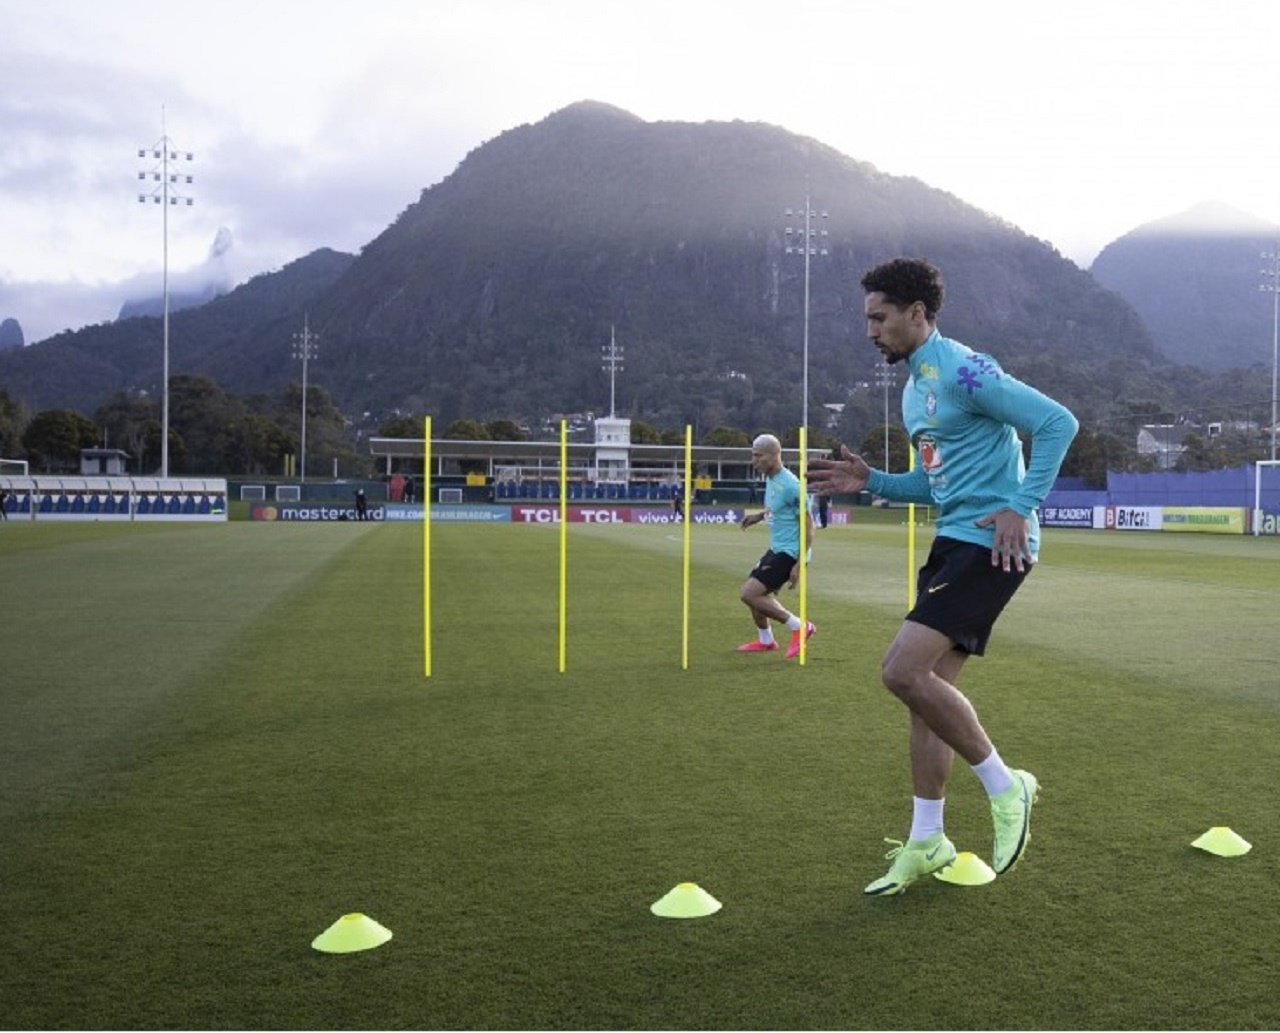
866,465,933,505
739,510,766,530
811,445,933,504
786,493,815,588
967,369,1079,570
963,365,1079,516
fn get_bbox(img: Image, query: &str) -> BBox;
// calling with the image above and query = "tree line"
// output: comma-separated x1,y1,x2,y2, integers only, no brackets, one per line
1,376,1267,486
0,377,371,477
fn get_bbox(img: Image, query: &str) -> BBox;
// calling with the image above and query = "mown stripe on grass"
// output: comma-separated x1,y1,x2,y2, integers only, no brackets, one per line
0,522,382,819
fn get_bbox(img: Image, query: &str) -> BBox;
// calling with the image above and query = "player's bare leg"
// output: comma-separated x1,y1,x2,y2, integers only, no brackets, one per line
736,577,790,652
881,621,992,765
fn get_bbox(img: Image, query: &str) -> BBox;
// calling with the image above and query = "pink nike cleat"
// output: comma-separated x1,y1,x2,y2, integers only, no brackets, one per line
786,621,816,659
736,640,778,653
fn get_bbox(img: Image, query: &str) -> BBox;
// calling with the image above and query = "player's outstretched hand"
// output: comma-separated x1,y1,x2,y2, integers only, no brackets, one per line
807,445,871,495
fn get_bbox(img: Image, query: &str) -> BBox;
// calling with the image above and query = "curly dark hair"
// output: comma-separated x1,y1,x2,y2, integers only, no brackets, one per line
860,258,944,321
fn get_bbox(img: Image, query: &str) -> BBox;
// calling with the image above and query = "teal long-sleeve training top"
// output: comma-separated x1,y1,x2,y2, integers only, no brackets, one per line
865,329,1079,562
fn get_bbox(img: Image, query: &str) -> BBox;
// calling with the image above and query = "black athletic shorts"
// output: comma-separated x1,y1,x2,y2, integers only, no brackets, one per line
906,537,1030,656
748,549,798,593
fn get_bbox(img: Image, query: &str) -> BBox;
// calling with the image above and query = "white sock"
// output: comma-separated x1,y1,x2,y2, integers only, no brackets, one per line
757,626,775,645
971,748,1015,798
783,613,802,632
909,796,945,842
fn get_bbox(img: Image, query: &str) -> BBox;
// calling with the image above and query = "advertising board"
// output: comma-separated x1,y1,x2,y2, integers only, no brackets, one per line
1161,507,1245,534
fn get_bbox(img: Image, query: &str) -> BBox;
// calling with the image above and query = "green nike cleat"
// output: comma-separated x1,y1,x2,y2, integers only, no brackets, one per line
991,769,1039,874
863,833,957,896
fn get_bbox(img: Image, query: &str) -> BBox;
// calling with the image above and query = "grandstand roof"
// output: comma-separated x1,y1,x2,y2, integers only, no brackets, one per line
368,437,824,477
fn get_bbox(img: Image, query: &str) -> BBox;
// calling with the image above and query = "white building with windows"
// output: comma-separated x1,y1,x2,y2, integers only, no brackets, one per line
592,416,631,483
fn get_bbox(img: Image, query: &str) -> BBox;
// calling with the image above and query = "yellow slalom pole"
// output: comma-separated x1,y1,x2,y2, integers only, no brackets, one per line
681,424,692,670
423,416,432,679
798,427,808,665
558,419,568,674
907,446,917,610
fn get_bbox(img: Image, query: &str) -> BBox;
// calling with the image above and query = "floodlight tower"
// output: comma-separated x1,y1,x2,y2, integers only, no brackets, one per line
602,324,624,417
292,314,319,482
1260,248,1280,461
784,192,829,436
136,106,194,478
874,359,897,470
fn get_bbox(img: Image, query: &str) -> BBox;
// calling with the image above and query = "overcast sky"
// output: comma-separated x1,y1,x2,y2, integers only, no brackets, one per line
3,0,1280,344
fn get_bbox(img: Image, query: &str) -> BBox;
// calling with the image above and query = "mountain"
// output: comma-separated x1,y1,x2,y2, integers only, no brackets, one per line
317,101,1173,430
116,227,238,320
0,248,354,414
1090,202,1279,372
116,283,225,321
0,318,22,351
1,101,1171,432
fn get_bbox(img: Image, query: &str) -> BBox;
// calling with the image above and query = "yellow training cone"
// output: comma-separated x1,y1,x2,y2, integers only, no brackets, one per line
933,851,997,887
1191,827,1252,857
311,912,393,953
650,882,722,918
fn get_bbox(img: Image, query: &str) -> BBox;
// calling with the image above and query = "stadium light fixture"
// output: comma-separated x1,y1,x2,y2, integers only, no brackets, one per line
601,324,624,418
136,106,194,478
1259,248,1280,461
292,314,320,482
784,191,829,438
874,360,896,470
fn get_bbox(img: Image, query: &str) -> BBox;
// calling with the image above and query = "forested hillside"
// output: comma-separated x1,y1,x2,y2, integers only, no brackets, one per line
2,102,1264,456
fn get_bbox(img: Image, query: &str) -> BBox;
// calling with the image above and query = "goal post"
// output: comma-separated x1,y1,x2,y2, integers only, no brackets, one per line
0,458,29,476
1254,460,1280,536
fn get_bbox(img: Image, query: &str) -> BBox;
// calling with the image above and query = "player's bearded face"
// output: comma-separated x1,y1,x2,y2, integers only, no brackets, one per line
864,293,922,364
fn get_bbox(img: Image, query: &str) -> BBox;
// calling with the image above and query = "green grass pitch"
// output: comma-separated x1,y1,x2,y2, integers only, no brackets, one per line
1,517,1278,1029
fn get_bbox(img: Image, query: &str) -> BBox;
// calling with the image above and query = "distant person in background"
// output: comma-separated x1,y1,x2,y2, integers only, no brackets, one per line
403,475,415,504
737,433,815,660
671,478,683,521
809,257,1078,897
355,488,369,521
0,486,8,520
815,446,838,528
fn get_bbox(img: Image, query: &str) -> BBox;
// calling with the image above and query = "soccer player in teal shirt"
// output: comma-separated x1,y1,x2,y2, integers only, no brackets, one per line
810,258,1079,896
737,433,816,660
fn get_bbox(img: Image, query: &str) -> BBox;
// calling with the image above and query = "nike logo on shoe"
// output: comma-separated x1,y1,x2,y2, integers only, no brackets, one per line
925,844,943,861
